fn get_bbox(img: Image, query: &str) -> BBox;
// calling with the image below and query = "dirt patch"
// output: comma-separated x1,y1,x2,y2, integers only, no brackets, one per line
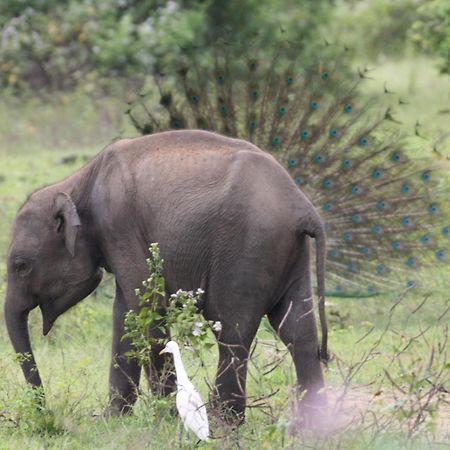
324,384,450,439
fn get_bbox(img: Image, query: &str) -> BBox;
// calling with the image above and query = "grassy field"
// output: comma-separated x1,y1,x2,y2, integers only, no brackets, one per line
0,58,449,449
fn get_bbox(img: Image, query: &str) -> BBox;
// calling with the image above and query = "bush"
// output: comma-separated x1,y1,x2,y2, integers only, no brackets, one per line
411,0,450,74
0,0,335,94
123,243,220,366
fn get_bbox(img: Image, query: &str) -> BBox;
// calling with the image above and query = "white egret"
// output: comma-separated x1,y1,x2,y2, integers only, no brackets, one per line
160,341,210,441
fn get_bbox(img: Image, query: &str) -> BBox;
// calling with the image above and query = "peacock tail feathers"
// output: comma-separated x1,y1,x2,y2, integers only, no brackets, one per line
126,36,449,297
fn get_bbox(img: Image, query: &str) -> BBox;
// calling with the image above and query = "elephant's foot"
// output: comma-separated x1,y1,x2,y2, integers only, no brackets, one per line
208,394,246,428
104,397,135,418
290,386,328,431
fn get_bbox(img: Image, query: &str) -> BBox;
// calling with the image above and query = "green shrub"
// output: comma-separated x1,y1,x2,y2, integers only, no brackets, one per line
123,243,220,366
411,0,450,74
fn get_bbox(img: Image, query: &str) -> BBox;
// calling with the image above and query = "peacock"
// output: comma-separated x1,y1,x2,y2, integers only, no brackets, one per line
125,35,449,297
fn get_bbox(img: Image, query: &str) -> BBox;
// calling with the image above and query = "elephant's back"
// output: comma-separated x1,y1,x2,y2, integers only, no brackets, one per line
107,129,265,161
99,129,308,225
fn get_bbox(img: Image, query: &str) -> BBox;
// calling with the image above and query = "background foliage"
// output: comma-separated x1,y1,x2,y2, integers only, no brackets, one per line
0,0,334,93
2,0,450,94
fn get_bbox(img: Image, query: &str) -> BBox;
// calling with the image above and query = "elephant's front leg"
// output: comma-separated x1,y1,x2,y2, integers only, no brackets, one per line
143,324,176,396
107,284,141,415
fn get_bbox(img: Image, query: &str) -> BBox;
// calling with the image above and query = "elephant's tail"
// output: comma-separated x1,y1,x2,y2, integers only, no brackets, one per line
303,211,329,365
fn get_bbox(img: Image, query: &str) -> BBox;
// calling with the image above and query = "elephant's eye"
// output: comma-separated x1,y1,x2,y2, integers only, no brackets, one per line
15,260,33,277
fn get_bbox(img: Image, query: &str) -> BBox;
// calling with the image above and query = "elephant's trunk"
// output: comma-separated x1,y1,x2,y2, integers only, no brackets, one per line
4,295,42,387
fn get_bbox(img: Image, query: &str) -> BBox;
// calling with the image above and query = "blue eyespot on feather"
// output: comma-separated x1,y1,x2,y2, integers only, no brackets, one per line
251,90,259,100
301,130,309,140
288,158,297,168
372,225,382,235
391,241,402,250
344,104,352,113
191,95,199,104
421,234,430,244
407,280,415,289
406,257,416,268
321,72,329,80
351,184,360,195
421,171,430,182
249,121,257,130
342,159,351,169
217,75,225,84
352,214,362,222
377,200,386,210
172,119,182,129
343,232,352,242
314,154,324,164
329,129,338,138
310,101,319,110
401,217,411,227
443,227,449,236
372,169,381,179
329,249,338,258
436,250,445,260
347,262,356,272
272,136,281,146
294,176,302,186
287,77,294,86
401,183,410,194
278,106,286,116
219,105,228,114
323,202,333,212
391,152,401,162
359,137,368,146
376,264,385,274
428,204,438,215
323,178,333,189
249,62,257,71
361,246,370,255
367,286,376,295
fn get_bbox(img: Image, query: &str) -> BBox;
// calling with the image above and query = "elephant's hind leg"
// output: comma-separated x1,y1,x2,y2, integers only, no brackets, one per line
206,277,265,424
213,319,261,424
267,256,325,425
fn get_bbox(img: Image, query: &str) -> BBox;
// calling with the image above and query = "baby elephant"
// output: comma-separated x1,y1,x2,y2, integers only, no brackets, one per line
5,130,327,422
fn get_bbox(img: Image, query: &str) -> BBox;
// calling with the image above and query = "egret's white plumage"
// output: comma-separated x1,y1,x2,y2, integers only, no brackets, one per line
160,341,209,441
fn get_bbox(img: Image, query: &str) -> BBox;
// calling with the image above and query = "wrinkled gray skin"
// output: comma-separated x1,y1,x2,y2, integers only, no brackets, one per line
5,130,326,422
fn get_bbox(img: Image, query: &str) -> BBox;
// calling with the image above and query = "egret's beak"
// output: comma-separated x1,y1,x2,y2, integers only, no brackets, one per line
159,348,168,355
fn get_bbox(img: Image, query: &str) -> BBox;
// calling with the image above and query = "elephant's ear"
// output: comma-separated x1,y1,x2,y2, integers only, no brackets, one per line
53,192,81,257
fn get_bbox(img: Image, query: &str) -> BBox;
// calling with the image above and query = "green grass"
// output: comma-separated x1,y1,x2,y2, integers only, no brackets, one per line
0,57,449,449
358,56,450,156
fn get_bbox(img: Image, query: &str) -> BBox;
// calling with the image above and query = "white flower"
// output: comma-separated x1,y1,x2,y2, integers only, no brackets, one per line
170,293,177,298
196,288,205,295
134,288,140,296
192,328,201,337
195,321,204,329
212,321,222,332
